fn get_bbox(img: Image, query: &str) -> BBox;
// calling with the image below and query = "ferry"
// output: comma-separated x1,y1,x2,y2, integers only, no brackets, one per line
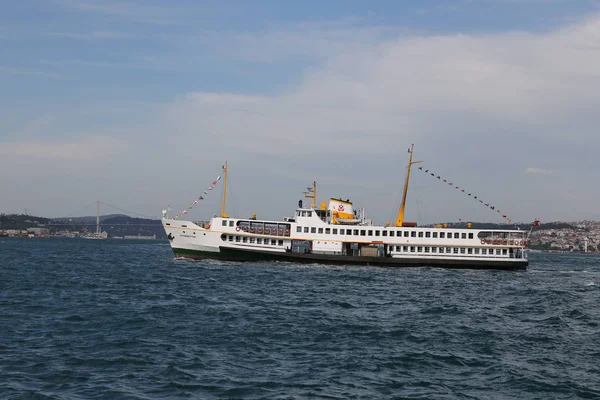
162,147,528,270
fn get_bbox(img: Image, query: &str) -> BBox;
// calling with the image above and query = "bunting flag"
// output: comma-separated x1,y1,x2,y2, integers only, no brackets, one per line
174,166,225,219
417,165,512,223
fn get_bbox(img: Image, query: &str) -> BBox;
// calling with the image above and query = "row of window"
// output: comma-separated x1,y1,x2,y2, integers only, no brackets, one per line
295,226,475,239
391,246,509,256
221,234,285,247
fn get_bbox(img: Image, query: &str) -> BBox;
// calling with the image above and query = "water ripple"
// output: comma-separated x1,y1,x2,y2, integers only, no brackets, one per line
1,238,599,399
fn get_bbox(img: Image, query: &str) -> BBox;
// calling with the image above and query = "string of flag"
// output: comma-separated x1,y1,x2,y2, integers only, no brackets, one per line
174,172,222,219
417,166,512,223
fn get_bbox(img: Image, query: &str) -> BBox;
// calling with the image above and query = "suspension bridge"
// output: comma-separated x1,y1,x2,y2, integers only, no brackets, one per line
46,201,164,238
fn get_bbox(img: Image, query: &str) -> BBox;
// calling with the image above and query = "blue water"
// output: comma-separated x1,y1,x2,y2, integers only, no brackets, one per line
1,238,599,399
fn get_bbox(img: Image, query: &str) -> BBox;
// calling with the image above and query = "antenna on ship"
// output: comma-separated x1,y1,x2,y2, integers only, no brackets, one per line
395,144,422,226
221,161,229,218
303,181,317,208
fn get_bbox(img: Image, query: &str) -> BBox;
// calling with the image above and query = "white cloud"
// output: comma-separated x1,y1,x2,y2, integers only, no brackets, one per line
166,15,600,154
59,0,184,25
525,167,551,175
47,31,139,40
0,135,127,161
5,13,600,221
148,14,600,222
0,66,61,79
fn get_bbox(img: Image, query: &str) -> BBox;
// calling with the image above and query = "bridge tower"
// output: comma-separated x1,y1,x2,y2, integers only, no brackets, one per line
96,201,100,235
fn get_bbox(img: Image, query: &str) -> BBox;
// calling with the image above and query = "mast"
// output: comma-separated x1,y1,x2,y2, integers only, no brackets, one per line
221,162,229,218
395,144,421,226
96,200,100,234
303,181,316,208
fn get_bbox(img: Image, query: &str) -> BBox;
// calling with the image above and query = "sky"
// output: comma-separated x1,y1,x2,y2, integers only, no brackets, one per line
2,0,600,224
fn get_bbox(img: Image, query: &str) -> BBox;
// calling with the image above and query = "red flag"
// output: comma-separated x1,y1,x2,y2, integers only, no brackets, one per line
532,219,540,226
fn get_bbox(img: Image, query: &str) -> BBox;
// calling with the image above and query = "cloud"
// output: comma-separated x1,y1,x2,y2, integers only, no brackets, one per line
141,14,600,222
5,12,600,221
0,66,61,79
165,14,600,155
525,167,551,175
0,135,127,161
59,0,183,25
21,115,56,135
47,31,139,40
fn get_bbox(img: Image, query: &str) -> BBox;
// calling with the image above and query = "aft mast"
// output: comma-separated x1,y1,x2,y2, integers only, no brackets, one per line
221,162,229,218
395,144,421,226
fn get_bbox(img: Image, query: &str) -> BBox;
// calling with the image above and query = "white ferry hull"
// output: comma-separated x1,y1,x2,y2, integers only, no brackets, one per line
163,217,528,271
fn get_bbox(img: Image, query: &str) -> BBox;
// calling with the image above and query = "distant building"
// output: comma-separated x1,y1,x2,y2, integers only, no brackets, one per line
28,227,49,235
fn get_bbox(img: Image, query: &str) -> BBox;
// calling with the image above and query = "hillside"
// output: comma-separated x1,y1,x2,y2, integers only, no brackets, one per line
1,213,167,239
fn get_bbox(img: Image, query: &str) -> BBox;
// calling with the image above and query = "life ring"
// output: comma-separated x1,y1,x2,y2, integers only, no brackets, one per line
494,239,499,245
242,227,248,232
481,239,486,245
250,228,255,233
285,230,290,236
235,226,240,232
257,228,263,234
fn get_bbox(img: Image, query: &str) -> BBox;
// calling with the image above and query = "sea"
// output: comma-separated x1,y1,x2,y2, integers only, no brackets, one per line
1,238,599,399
